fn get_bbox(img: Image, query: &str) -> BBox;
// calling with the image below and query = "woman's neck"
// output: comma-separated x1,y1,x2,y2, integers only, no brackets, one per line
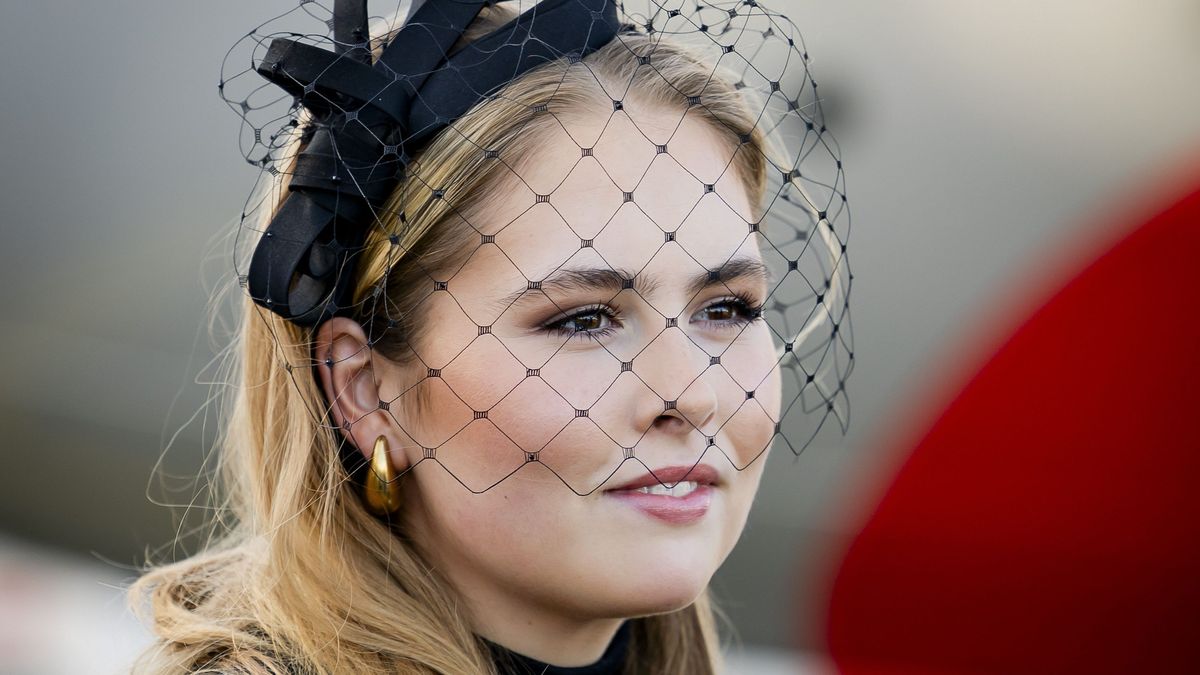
402,498,627,665
483,620,631,674
473,609,625,666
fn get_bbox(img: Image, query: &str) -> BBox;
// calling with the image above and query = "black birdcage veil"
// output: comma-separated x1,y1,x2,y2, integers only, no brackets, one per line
220,0,853,496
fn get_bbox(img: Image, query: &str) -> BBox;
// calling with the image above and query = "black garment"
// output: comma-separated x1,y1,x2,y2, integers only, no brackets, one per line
482,621,631,675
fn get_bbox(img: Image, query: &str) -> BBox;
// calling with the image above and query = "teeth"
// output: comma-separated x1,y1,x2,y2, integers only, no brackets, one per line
631,481,699,497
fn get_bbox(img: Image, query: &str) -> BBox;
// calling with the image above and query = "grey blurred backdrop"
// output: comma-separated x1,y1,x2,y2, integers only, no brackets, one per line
2,1,1199,672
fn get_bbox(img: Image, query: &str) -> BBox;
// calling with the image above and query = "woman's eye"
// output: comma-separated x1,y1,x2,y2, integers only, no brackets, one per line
564,311,606,332
700,304,737,321
541,296,761,340
694,297,763,327
542,306,618,340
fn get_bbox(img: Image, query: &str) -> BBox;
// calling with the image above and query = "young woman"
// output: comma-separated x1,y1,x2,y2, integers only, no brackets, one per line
131,1,850,672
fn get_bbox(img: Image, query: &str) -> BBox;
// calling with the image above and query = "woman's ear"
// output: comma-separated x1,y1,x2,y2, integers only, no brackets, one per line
314,317,408,469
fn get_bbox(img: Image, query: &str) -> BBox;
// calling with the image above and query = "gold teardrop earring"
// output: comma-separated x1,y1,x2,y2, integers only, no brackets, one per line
363,435,403,516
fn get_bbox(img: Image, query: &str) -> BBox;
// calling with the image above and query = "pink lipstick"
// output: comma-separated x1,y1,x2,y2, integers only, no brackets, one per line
604,464,718,525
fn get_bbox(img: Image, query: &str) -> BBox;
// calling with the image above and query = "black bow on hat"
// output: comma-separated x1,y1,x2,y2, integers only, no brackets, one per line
246,0,623,325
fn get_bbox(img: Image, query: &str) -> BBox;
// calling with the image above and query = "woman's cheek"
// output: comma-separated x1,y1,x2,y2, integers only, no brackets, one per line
423,464,563,570
719,328,783,467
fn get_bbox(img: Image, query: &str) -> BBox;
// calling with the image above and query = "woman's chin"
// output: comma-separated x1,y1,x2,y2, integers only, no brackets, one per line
615,587,709,618
603,559,714,616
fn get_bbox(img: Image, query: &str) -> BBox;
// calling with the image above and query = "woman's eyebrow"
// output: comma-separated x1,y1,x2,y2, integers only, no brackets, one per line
685,255,771,297
493,255,770,311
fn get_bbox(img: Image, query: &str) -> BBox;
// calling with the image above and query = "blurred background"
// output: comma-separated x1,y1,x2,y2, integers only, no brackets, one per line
1,1,1198,673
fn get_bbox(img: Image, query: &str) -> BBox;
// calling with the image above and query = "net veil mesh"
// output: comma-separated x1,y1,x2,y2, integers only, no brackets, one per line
218,0,853,496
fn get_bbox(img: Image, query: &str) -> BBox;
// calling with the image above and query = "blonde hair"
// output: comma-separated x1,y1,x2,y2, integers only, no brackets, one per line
131,4,771,673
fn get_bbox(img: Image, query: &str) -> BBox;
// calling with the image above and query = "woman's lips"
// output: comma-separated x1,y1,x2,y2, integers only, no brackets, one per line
603,464,719,525
605,463,720,491
605,484,713,525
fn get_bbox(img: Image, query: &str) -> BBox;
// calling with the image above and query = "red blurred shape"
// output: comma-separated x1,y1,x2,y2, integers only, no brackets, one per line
824,181,1200,674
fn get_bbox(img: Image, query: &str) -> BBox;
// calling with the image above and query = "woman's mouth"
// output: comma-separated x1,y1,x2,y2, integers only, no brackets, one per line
604,465,718,525
625,480,701,497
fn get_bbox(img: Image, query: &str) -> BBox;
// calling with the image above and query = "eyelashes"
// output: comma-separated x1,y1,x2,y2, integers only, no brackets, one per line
540,293,764,341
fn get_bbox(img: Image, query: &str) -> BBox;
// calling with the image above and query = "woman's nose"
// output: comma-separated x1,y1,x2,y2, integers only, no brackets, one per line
635,325,720,436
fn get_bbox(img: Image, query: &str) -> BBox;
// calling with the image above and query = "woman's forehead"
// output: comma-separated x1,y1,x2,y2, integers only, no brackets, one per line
462,110,756,283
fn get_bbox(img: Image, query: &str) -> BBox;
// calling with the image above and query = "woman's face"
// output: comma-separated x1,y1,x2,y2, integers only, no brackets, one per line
372,109,781,626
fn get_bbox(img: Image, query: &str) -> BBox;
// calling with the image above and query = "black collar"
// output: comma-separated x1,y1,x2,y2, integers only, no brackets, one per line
482,621,631,675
